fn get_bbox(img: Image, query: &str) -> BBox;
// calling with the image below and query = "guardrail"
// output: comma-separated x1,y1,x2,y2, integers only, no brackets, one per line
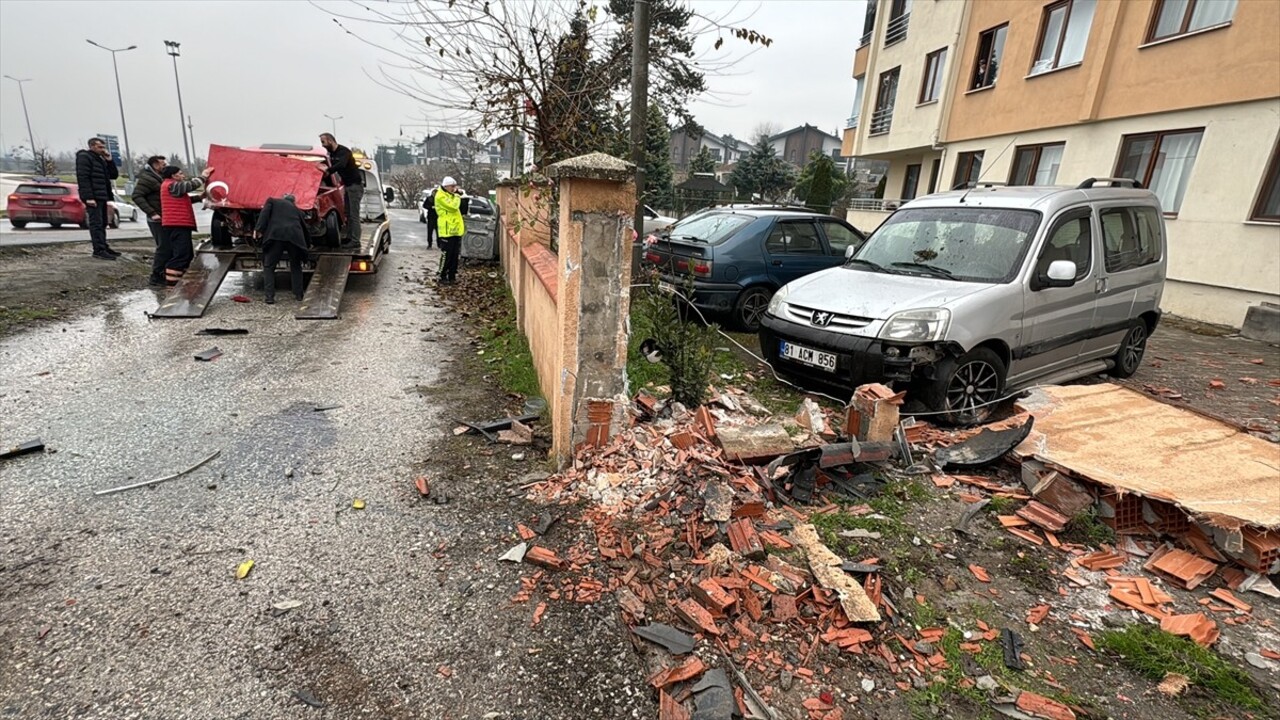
868,106,894,135
885,12,910,46
845,115,860,129
847,198,904,212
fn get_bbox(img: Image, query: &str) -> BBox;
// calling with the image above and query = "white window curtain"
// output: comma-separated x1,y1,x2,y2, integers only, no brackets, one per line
1035,6,1066,71
1149,132,1202,212
1034,145,1065,185
1060,0,1096,65
1189,0,1237,30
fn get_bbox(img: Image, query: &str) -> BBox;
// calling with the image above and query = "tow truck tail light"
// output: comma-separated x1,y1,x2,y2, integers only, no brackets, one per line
692,261,713,277
350,260,371,272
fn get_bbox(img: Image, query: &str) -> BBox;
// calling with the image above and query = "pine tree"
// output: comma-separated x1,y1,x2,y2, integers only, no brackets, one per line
643,105,674,210
689,146,716,174
793,151,848,214
728,136,795,202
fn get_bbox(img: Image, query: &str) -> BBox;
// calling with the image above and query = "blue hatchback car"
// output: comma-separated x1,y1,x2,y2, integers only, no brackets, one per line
641,208,868,330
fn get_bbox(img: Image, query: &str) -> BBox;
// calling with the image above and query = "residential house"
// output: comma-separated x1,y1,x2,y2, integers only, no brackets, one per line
669,127,747,172
418,131,487,164
768,124,844,167
844,0,1280,329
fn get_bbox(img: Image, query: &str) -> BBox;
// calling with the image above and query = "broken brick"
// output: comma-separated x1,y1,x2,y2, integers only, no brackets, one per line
727,518,766,560
1144,545,1217,590
659,689,691,720
1016,501,1070,533
1015,690,1076,720
1208,588,1252,614
694,406,717,439
650,656,708,689
673,598,721,636
524,546,568,571
772,594,798,622
968,564,992,583
1160,613,1219,647
669,430,696,451
691,579,736,616
1026,605,1050,625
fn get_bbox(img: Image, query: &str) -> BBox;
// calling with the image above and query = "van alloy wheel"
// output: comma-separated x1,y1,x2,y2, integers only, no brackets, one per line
933,347,1006,425
1108,321,1148,378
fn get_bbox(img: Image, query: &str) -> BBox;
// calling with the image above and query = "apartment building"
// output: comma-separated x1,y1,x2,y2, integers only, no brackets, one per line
844,0,1280,328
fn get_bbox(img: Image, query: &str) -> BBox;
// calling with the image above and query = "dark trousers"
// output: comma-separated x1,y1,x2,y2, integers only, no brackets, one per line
162,226,194,285
263,241,304,300
86,202,109,253
426,222,436,249
344,184,364,244
147,221,165,282
438,235,461,281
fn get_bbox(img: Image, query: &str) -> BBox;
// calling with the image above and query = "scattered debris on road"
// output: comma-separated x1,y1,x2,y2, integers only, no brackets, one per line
0,438,44,461
93,449,222,496
194,346,223,362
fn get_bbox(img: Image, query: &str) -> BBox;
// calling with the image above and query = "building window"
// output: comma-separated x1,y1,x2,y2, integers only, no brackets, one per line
885,0,912,46
1148,0,1237,42
1115,129,1203,214
1252,142,1280,222
1009,143,1065,186
971,24,1008,90
927,158,941,194
870,67,900,135
919,48,948,104
953,151,985,189
1032,0,1096,74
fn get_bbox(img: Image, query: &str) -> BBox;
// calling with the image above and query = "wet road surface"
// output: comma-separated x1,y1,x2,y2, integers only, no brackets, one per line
0,209,648,719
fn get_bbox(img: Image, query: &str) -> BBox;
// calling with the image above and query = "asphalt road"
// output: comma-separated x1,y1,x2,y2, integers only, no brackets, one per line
0,208,648,719
0,209,215,247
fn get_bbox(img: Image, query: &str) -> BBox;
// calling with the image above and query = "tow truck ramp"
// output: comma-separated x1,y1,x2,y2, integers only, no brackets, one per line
149,252,237,319
295,255,350,320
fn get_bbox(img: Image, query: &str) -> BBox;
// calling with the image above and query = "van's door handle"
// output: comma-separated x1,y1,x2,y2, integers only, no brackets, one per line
1095,277,1108,293
771,260,783,266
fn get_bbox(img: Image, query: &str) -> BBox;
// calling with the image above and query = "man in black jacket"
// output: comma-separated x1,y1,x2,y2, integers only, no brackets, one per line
75,137,120,260
254,194,310,304
422,187,438,249
319,132,364,248
131,155,167,285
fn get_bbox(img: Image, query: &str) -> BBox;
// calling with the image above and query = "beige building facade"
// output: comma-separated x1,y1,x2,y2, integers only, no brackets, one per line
844,0,1280,328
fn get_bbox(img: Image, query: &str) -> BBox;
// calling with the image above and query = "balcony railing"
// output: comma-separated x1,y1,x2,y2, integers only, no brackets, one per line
885,12,910,46
868,106,894,135
859,29,873,47
848,198,904,212
845,114,860,129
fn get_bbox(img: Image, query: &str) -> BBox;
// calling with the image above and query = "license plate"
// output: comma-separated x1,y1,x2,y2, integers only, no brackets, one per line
780,340,837,372
27,199,55,206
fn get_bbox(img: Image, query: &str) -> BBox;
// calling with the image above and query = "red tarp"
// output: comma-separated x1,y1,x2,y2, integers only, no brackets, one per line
205,145,323,211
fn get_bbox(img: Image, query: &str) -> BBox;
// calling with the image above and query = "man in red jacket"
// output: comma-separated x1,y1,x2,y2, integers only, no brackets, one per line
159,164,214,286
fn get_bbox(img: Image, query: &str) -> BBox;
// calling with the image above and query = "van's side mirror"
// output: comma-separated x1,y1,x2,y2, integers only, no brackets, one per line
383,187,395,203
844,245,857,259
1042,260,1077,288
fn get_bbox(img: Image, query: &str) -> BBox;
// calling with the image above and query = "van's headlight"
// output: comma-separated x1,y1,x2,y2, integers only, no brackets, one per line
879,308,950,342
767,285,791,316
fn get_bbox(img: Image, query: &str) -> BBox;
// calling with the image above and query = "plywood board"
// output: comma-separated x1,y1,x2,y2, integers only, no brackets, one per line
1014,384,1280,529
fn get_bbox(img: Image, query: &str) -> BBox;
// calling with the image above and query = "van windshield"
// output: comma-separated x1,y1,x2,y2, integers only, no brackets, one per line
852,207,1040,283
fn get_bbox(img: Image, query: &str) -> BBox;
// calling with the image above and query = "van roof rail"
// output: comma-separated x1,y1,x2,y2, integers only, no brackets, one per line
1077,177,1143,189
951,181,1007,191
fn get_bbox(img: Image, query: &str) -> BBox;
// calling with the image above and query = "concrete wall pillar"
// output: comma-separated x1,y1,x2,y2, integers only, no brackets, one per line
546,153,636,462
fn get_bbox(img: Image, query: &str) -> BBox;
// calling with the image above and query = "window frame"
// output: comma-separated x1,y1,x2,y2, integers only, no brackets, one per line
970,23,1009,91
902,163,922,201
1031,0,1092,74
1250,140,1280,223
952,151,985,190
817,219,866,256
1146,0,1237,43
927,158,941,194
1033,207,1094,287
1099,205,1163,273
765,220,827,256
1112,128,1204,216
1008,142,1066,186
919,47,948,105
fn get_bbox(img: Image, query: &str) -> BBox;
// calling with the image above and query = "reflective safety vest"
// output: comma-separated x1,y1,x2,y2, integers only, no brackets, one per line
160,179,197,228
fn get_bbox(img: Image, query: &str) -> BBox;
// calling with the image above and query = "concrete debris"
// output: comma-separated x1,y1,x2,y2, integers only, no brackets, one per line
702,481,734,523
791,523,880,622
1156,672,1190,696
716,424,793,464
193,346,222,362
497,419,534,445
499,542,528,563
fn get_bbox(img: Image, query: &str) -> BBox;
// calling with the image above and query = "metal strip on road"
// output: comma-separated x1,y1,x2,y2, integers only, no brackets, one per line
150,252,237,318
295,254,350,320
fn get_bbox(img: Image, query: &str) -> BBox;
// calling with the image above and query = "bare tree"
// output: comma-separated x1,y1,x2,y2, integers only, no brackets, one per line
324,0,770,166
388,167,432,209
751,121,781,143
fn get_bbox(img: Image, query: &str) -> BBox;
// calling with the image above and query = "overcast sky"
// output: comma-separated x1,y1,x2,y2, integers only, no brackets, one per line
0,0,864,161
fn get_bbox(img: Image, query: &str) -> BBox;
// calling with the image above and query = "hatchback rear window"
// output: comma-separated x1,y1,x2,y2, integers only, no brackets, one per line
15,184,69,196
666,213,753,245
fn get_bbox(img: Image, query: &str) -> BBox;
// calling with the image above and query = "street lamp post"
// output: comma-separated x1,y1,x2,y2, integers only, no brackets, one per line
3,75,39,174
164,40,192,168
188,115,199,171
86,39,137,185
324,114,343,136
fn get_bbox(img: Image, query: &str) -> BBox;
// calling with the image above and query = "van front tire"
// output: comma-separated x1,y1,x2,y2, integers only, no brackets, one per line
924,346,1006,426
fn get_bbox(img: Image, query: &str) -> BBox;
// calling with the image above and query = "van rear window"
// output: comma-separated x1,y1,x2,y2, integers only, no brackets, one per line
16,184,69,196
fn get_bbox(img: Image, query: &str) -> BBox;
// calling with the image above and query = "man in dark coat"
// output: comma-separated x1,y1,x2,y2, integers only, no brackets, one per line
75,137,120,260
422,187,438,249
131,155,167,285
319,132,364,248
254,194,311,304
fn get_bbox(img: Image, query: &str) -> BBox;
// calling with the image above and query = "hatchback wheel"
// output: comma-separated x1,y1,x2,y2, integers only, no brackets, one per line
733,287,772,332
1108,321,1148,378
925,347,1006,426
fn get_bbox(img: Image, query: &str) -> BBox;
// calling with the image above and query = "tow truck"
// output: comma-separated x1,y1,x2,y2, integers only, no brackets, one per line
151,143,394,320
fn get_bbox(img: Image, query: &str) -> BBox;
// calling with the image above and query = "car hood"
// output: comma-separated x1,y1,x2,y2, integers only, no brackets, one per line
206,144,324,211
783,266,994,319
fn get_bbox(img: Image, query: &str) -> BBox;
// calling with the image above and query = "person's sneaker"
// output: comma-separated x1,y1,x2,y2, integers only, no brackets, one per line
147,277,166,287
103,247,122,257
294,293,304,301
92,251,117,261
264,296,275,305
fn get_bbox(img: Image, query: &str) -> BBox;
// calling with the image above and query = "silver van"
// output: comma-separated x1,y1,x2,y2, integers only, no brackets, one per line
759,179,1166,423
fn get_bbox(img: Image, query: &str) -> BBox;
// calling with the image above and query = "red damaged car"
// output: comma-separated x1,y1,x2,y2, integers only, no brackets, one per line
204,143,347,247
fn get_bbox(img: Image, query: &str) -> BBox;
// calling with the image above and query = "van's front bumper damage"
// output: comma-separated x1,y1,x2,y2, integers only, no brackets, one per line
759,312,916,391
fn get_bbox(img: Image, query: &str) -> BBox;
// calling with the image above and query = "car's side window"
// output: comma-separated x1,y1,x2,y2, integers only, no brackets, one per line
782,221,825,255
819,220,864,256
1101,206,1160,273
1034,209,1092,281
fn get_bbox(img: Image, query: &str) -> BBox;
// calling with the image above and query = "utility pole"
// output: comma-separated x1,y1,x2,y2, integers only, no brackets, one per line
164,40,192,167
629,0,651,238
325,114,343,136
3,75,39,174
86,39,138,186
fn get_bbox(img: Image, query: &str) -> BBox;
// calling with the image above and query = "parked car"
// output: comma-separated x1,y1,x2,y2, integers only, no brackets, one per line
108,189,139,226
6,179,85,228
759,179,1166,423
641,208,867,331
642,205,676,236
